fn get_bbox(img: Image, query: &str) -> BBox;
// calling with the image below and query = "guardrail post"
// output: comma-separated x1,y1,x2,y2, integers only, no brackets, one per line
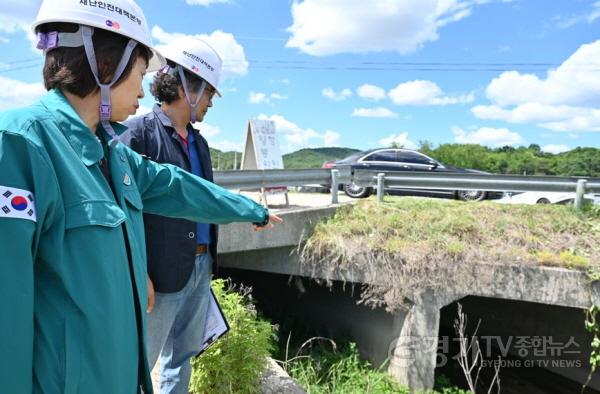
331,169,339,204
377,173,385,203
575,179,587,211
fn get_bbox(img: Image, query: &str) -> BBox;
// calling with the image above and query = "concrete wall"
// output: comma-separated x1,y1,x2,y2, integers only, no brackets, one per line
217,206,337,254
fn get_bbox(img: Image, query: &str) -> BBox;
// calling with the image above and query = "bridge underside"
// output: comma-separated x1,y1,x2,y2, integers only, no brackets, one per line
217,207,600,391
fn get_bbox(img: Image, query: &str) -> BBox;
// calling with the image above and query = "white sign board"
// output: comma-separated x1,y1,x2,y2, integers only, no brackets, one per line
241,119,284,170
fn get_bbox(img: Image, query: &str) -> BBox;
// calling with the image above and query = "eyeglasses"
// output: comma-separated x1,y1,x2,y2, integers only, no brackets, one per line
205,88,216,100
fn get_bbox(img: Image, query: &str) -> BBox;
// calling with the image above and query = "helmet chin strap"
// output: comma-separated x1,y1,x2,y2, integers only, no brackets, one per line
176,65,206,124
81,26,138,142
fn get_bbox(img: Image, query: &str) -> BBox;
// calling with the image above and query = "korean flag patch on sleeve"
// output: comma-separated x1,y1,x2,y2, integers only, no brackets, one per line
0,186,37,222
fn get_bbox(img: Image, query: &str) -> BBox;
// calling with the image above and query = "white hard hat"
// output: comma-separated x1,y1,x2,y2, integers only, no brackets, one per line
161,39,223,96
32,0,165,71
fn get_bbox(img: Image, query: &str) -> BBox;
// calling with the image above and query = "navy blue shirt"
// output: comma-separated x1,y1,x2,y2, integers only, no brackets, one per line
186,130,212,245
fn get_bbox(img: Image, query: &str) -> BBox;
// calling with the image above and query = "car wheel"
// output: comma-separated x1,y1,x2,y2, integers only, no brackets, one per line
344,183,371,198
457,190,487,202
536,198,551,204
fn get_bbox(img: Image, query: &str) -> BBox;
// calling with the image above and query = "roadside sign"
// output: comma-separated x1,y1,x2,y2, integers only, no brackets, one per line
241,119,288,206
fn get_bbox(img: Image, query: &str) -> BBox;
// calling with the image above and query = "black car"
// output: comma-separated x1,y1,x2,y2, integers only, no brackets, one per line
323,148,499,201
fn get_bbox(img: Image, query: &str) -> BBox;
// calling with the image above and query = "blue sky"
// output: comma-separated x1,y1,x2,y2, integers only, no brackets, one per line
0,0,599,154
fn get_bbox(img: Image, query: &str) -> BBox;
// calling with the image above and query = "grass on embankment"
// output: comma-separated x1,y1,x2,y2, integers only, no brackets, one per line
300,197,600,311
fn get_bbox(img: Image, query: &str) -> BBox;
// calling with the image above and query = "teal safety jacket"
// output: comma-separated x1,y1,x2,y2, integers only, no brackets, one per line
0,89,267,393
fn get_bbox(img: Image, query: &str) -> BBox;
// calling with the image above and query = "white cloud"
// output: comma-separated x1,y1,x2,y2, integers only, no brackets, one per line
542,144,570,154
388,80,474,106
378,132,416,149
195,123,240,153
352,107,398,118
208,139,242,152
0,0,43,50
248,92,286,104
257,114,341,152
0,0,38,34
249,92,268,104
152,26,248,80
556,1,600,29
270,93,288,100
485,46,600,107
452,126,524,147
323,130,340,146
473,40,600,132
322,87,352,101
286,0,491,56
356,84,386,100
0,76,45,111
193,122,221,137
472,103,600,132
185,0,232,6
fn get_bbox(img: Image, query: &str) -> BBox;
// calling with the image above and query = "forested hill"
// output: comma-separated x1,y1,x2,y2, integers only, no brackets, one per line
208,147,360,170
282,147,360,169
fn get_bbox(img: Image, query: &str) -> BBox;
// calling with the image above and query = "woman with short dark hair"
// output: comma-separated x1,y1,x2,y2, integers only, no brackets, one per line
0,1,279,393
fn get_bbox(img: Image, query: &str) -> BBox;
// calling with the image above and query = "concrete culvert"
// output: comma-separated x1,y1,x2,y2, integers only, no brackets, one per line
437,296,600,394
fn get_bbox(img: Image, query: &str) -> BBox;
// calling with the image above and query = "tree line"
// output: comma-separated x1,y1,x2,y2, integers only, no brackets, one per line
417,142,600,177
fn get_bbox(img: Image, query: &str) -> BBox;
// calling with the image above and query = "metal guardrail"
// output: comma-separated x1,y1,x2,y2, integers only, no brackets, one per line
352,170,600,210
213,168,350,189
351,170,600,193
213,168,600,210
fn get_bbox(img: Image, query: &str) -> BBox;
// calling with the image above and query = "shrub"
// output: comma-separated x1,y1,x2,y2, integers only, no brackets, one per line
286,341,407,394
189,279,276,394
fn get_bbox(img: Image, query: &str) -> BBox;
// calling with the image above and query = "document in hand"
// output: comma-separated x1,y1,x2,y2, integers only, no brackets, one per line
197,288,230,356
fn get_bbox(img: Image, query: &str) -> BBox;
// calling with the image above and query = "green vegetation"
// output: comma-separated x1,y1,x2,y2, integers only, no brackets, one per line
209,148,242,170
583,301,600,393
300,197,600,311
190,279,275,394
418,142,600,177
283,147,360,169
284,341,469,394
210,143,599,175
209,147,359,170
286,342,405,393
583,259,600,393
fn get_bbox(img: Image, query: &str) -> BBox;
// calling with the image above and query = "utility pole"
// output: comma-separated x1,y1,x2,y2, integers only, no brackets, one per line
234,151,237,170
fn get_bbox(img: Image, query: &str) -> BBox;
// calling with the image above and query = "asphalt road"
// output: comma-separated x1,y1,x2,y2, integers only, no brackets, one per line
239,190,355,212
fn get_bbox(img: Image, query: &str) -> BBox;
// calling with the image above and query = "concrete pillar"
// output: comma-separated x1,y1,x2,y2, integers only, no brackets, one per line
387,290,440,390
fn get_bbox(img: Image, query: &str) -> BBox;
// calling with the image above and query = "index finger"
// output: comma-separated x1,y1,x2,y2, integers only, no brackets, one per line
269,214,283,224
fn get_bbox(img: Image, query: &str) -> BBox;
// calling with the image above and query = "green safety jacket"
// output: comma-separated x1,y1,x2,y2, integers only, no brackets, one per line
0,89,267,393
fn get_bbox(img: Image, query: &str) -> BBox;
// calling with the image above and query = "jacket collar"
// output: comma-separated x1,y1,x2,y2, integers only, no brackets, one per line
152,103,175,129
40,89,127,166
153,103,199,139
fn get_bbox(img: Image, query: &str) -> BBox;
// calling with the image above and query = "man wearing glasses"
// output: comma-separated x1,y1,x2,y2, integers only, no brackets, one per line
121,39,258,393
